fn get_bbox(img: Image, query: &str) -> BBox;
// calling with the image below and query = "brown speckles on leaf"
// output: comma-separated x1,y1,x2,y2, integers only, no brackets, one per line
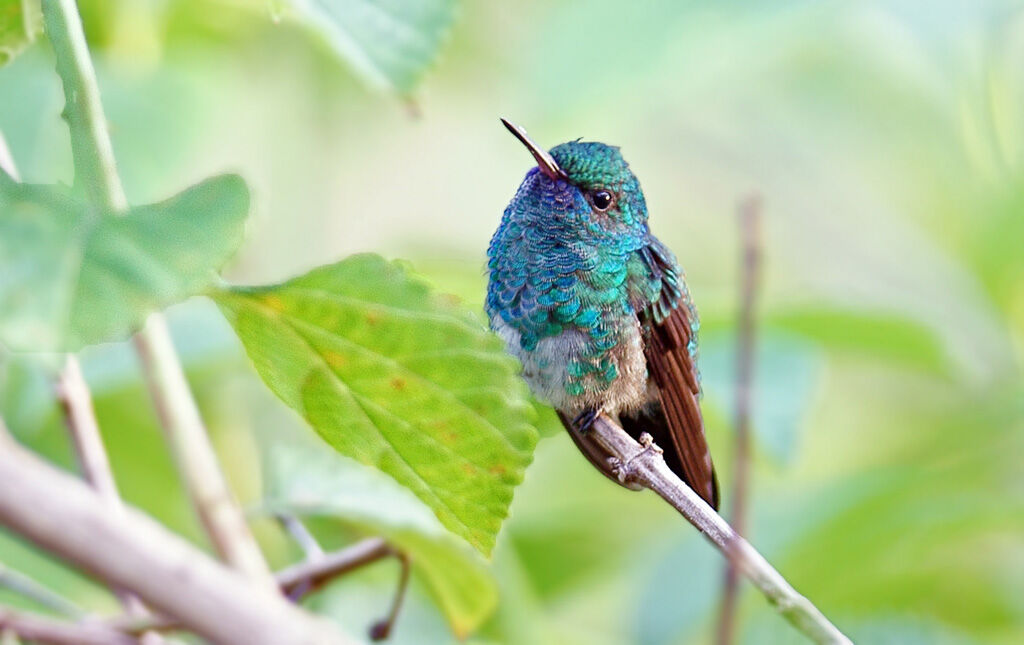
390,377,406,390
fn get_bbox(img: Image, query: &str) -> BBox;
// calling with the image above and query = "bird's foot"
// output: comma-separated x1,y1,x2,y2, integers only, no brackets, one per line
608,433,662,488
572,408,600,434
607,457,631,485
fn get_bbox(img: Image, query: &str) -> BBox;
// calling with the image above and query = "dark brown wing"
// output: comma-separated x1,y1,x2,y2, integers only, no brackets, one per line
629,305,719,508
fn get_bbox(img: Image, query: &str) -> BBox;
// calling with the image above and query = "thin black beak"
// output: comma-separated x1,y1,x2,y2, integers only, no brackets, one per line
500,118,567,181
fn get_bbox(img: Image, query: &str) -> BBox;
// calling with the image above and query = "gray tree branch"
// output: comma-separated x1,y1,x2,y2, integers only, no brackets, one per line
277,537,393,597
133,316,276,589
585,415,852,645
0,421,355,645
0,564,84,619
57,357,121,507
0,605,136,645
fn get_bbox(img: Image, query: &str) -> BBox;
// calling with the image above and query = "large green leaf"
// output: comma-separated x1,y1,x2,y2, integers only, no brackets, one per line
259,423,498,637
288,0,457,94
0,0,40,66
0,174,249,351
214,254,538,554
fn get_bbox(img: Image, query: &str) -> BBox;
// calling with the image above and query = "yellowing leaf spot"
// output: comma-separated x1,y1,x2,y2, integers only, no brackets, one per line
390,377,406,390
324,350,347,369
260,294,285,312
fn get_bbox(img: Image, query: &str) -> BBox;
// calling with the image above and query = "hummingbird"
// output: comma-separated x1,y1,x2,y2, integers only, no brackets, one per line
486,119,719,508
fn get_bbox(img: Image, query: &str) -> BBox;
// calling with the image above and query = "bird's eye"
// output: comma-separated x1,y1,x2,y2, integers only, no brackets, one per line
590,189,613,211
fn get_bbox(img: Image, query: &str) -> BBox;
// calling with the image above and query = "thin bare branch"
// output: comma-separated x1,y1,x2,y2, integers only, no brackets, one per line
107,538,404,638
1,128,155,631
583,415,852,645
0,564,84,618
0,606,136,645
57,356,121,506
57,358,157,633
717,194,762,645
133,315,276,589
368,552,410,642
274,533,410,641
277,514,325,560
277,538,393,598
0,424,354,645
40,0,276,590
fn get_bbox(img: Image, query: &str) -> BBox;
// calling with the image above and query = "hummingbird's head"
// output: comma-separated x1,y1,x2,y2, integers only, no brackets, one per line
500,119,649,243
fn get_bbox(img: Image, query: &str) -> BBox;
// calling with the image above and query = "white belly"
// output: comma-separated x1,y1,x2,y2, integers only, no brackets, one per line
492,317,650,415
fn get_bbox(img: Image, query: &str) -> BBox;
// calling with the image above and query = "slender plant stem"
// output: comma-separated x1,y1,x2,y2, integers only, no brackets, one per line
368,552,410,642
42,0,125,211
0,564,84,619
0,423,354,645
133,316,276,588
0,126,154,627
277,538,393,597
0,605,136,645
40,0,275,590
56,355,159,628
277,514,326,560
57,356,120,505
273,533,410,641
717,195,762,645
110,538,405,637
583,415,851,645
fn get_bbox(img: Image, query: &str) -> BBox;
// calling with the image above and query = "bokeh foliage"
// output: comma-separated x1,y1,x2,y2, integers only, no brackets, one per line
1,0,1023,644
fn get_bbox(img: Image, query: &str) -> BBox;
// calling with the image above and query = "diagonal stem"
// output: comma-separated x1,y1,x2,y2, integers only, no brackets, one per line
584,416,851,645
0,563,85,619
41,0,275,590
133,316,276,588
0,418,355,644
276,537,393,597
57,356,120,505
0,605,136,645
0,126,154,631
717,194,762,645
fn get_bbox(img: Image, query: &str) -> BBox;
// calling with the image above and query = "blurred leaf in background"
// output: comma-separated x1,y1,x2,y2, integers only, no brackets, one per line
0,173,249,351
1,0,1023,643
287,0,457,94
0,0,41,66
